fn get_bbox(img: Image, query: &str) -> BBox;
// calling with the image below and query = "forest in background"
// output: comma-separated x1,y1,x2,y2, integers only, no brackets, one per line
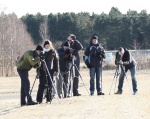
1,7,150,76
21,7,150,50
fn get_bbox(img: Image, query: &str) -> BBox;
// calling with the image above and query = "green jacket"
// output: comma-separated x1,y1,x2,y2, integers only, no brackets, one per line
17,50,40,71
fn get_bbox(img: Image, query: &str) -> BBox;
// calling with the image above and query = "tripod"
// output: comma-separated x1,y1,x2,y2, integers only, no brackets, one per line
68,55,90,96
109,65,120,95
109,65,132,95
30,59,61,104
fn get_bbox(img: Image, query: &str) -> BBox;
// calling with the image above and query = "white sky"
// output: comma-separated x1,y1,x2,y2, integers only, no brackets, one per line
0,0,150,18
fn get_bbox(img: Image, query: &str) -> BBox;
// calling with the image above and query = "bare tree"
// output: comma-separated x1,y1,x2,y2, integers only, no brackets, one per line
39,16,50,42
0,12,34,76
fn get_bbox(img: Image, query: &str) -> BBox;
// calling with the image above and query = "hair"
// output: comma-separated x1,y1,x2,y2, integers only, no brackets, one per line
43,40,54,50
43,40,59,59
69,34,76,40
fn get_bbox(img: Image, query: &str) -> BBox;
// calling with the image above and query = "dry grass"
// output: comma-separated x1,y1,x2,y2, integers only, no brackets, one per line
0,69,150,119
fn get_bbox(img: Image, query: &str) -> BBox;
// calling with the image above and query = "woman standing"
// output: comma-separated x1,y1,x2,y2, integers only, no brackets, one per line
36,40,59,103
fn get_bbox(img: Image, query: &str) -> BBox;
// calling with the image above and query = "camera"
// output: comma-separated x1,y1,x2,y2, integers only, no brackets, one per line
64,48,77,60
97,47,105,59
39,51,45,61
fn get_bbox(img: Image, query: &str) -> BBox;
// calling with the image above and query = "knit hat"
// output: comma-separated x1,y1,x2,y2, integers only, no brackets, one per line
35,45,43,51
92,36,98,40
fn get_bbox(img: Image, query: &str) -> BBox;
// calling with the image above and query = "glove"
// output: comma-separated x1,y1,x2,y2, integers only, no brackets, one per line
85,59,91,68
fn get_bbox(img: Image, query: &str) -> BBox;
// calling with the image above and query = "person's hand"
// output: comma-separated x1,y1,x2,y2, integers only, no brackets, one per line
119,60,123,65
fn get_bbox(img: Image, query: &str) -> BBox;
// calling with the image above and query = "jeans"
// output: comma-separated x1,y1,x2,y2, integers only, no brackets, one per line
17,69,32,105
56,71,70,97
90,67,102,93
118,65,138,92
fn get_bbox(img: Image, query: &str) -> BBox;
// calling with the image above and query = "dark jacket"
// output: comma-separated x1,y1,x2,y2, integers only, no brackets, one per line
84,44,105,68
115,49,136,70
57,48,71,72
17,50,40,71
41,49,59,72
62,40,83,67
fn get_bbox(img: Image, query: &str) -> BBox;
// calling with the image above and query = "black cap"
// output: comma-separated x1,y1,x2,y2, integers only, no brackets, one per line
61,41,70,47
92,36,98,40
36,45,43,51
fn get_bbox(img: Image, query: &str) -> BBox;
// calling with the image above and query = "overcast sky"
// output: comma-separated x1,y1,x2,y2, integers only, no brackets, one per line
0,0,149,18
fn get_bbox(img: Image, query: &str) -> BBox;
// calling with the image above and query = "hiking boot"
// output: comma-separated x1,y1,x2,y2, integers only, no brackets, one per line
115,90,122,94
97,92,105,95
21,103,26,107
27,101,38,106
73,93,81,96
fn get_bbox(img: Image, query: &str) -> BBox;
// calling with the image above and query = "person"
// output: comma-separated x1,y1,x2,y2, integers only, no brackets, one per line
84,36,105,96
17,45,43,106
115,47,138,95
56,44,72,98
36,40,59,103
62,34,83,96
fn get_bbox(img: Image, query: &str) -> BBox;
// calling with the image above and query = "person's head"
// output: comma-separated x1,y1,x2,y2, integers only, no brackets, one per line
91,36,98,45
43,40,54,50
67,34,76,41
62,41,70,51
118,47,125,56
35,45,43,55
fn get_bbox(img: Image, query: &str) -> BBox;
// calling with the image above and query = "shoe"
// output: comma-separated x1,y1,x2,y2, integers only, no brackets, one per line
58,95,61,99
133,91,138,95
37,102,42,104
97,92,105,95
115,90,122,94
73,93,81,96
27,101,38,106
46,101,51,104
21,103,26,107
90,92,94,96
64,95,70,98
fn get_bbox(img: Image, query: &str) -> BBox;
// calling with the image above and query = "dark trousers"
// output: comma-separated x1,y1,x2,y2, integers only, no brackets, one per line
17,69,32,105
36,69,53,102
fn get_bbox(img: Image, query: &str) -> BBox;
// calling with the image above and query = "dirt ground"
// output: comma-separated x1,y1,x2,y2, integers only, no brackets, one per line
0,68,150,119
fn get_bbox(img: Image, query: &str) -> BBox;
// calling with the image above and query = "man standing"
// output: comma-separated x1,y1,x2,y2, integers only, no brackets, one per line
62,34,83,96
115,47,138,95
17,45,43,106
56,45,72,98
84,36,105,96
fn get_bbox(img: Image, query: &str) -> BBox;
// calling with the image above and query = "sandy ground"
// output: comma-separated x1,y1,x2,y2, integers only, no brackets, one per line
0,68,150,119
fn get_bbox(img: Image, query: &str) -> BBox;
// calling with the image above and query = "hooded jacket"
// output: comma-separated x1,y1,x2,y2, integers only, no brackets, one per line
41,49,59,73
17,50,40,71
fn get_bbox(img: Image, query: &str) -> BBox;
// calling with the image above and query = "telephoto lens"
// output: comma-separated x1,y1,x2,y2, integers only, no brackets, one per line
40,52,45,61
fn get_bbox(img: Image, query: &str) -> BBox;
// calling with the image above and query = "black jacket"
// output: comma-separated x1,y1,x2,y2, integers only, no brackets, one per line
57,48,71,72
84,44,105,68
115,49,136,70
62,40,83,67
41,49,59,72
